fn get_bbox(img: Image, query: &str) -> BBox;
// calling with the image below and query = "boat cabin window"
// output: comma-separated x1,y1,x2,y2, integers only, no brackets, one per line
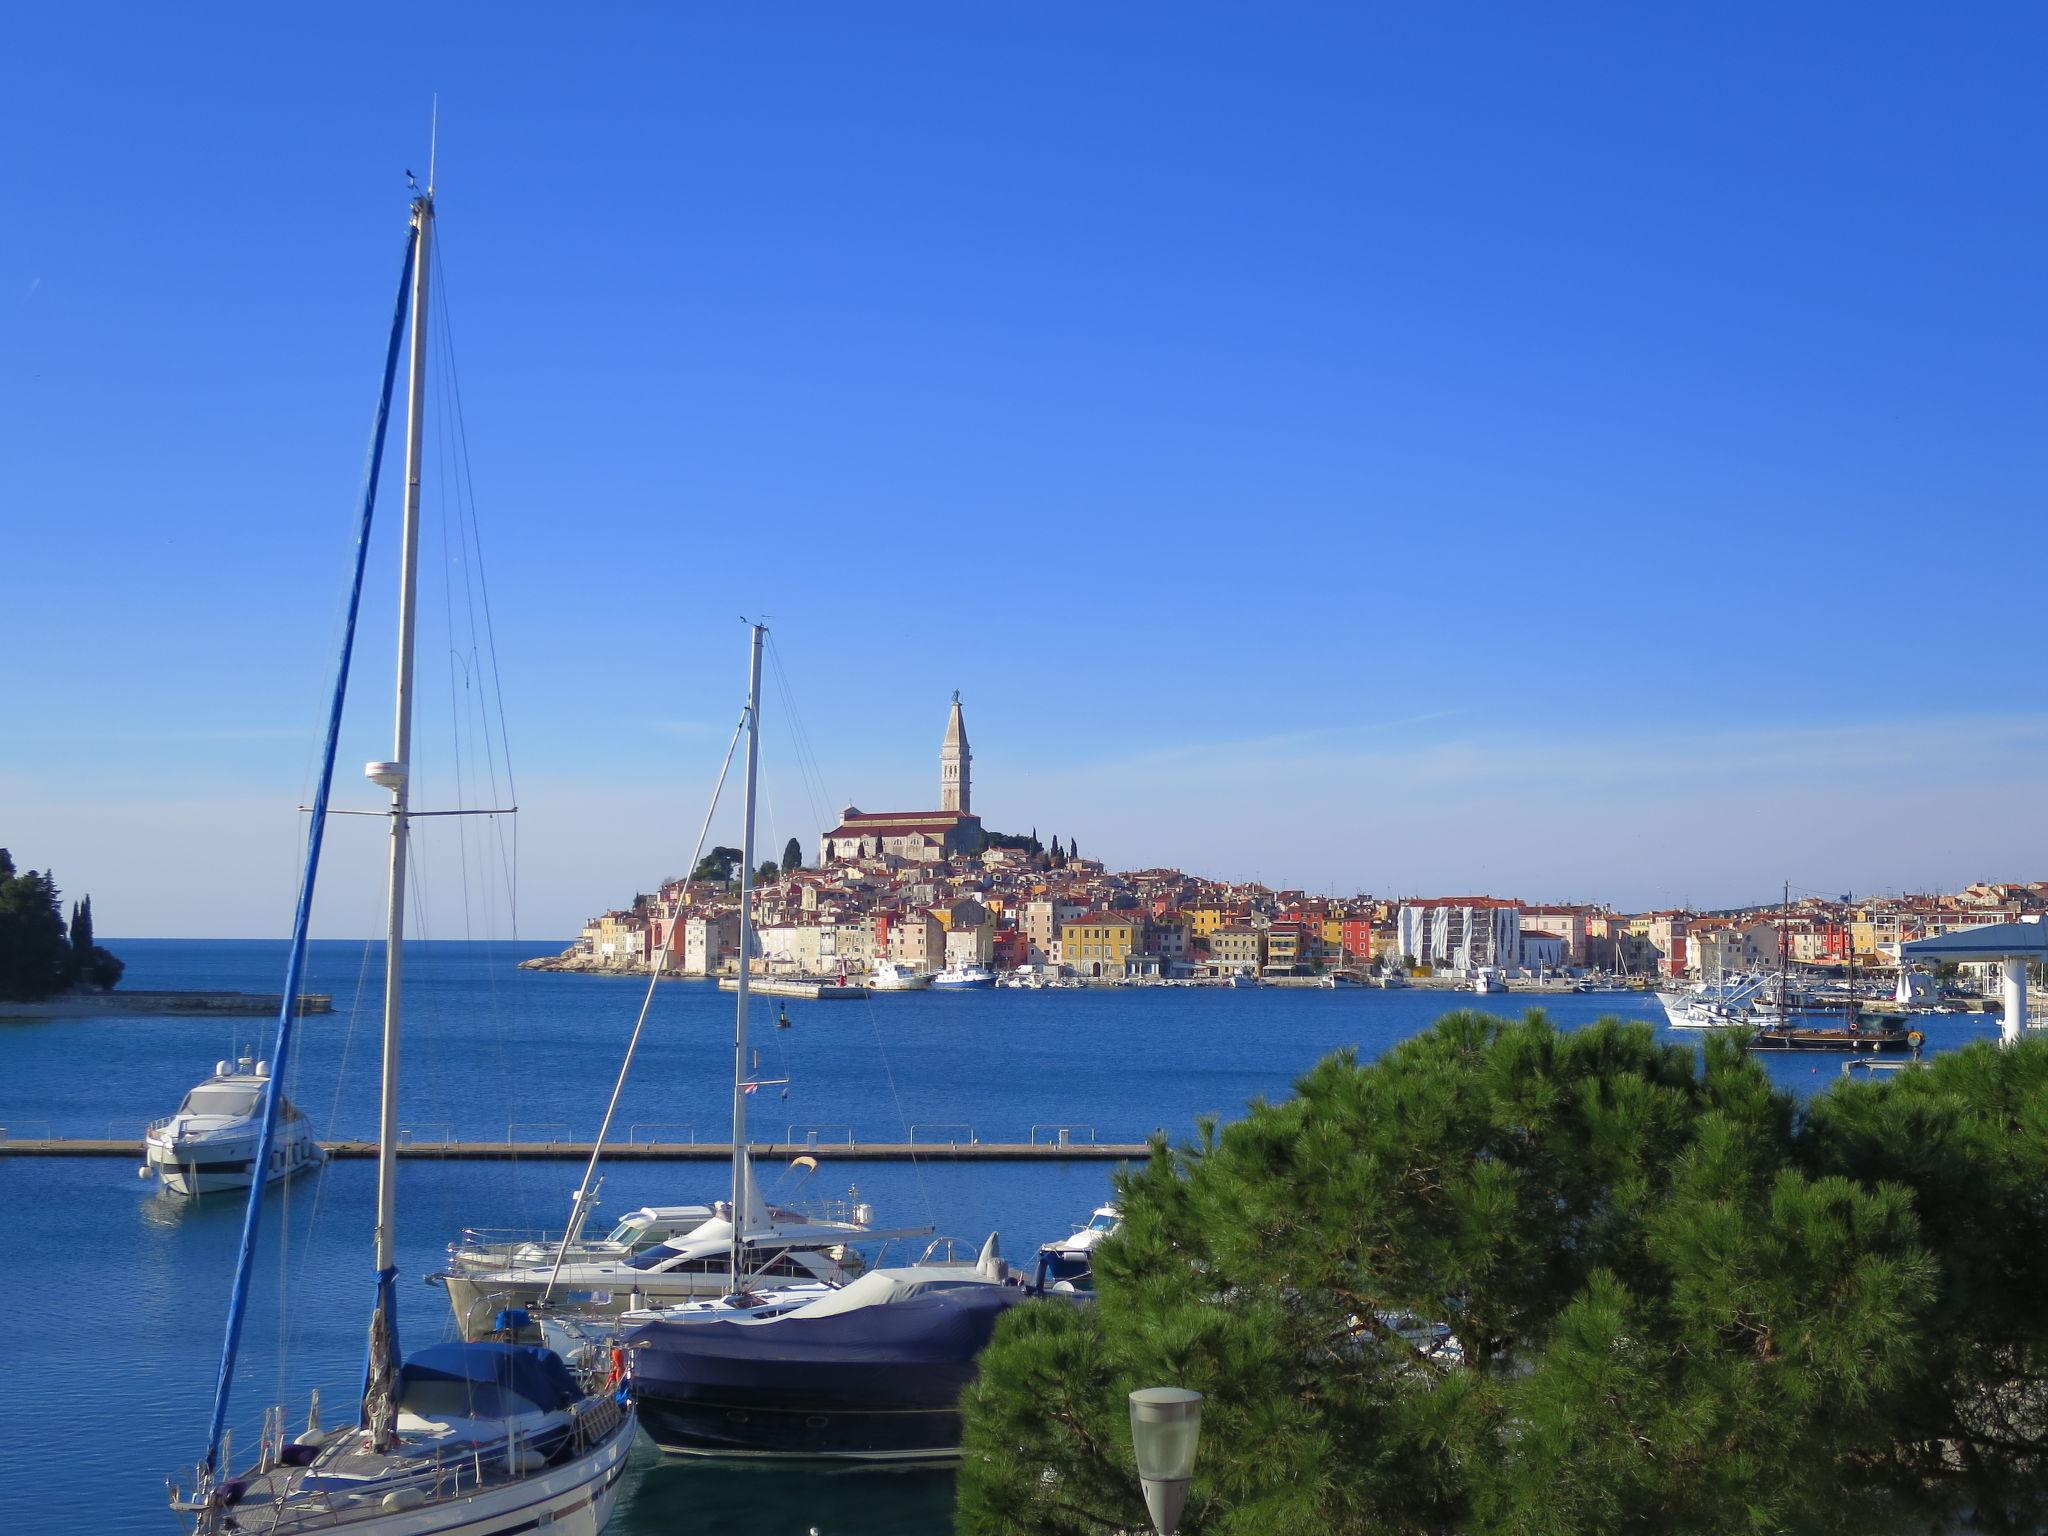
179,1085,262,1117
605,1217,651,1247
1087,1211,1118,1232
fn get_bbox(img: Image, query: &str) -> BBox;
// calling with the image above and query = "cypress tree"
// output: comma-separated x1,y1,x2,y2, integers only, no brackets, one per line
781,837,804,877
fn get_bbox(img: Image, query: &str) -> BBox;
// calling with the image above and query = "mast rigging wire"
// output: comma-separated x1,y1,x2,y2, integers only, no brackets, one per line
539,705,751,1302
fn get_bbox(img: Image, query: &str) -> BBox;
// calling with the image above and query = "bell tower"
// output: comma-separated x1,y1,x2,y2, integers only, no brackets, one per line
940,691,970,814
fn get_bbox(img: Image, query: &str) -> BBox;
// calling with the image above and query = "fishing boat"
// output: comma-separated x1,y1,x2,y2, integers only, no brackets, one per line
1471,967,1509,994
165,180,633,1536
930,962,996,989
867,959,931,991
1227,969,1262,988
144,1053,323,1197
620,625,1025,1461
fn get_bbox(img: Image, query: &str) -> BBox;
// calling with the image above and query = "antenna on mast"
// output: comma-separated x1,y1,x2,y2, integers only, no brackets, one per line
427,94,439,195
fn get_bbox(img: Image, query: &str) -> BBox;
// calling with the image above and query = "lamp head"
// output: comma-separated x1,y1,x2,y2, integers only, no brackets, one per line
1130,1387,1202,1535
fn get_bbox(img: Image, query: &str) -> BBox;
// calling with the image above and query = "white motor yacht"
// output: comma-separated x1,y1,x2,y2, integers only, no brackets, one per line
1035,1204,1120,1292
867,960,931,992
436,1180,928,1340
1227,969,1262,988
445,1203,718,1277
931,963,996,989
1471,968,1510,994
145,1055,324,1197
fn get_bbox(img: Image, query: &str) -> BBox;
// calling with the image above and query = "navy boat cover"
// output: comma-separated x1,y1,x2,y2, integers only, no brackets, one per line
397,1341,580,1416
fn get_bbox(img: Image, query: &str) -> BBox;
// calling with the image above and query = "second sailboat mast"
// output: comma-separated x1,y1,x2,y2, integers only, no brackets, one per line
729,623,765,1291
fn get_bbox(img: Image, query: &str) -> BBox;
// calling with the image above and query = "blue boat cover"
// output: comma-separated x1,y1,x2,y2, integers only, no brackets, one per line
397,1342,580,1415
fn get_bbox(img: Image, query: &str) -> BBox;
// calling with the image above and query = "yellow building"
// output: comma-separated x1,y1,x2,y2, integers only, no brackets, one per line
1061,912,1146,978
1187,906,1234,940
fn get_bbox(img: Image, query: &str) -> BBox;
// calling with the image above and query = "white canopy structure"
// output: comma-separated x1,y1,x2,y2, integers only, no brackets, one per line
1898,918,2048,1046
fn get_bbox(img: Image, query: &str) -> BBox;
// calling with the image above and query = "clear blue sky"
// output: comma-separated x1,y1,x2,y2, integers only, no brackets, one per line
5,5,2045,937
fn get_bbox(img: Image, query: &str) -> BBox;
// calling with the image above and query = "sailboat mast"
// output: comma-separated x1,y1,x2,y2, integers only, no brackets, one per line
729,623,765,1292
365,190,432,1439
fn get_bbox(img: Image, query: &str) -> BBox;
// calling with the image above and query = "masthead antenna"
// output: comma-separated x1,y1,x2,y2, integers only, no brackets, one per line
427,94,438,196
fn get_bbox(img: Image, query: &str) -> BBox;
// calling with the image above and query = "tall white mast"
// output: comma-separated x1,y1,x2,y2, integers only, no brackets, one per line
364,189,431,1442
728,622,765,1292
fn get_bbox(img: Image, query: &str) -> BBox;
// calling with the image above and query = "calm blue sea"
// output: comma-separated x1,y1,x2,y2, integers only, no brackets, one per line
0,940,2002,1533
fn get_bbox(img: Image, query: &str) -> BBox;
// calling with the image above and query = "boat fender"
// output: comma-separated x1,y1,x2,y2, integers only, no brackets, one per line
380,1488,426,1513
609,1346,625,1388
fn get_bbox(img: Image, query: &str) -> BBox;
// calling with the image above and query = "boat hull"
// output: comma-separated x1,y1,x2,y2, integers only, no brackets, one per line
442,1269,736,1341
216,1405,635,1536
146,1131,323,1197
626,1286,1020,1462
1746,1029,1920,1054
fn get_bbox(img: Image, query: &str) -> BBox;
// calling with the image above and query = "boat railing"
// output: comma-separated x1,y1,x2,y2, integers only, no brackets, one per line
778,1195,870,1226
1031,1123,1097,1147
1,1119,53,1142
399,1123,453,1146
505,1121,576,1147
908,1123,977,1146
785,1123,854,1148
628,1122,696,1144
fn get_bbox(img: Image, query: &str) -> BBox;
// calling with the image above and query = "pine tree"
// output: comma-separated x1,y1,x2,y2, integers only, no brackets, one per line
0,857,73,1001
958,1012,2014,1536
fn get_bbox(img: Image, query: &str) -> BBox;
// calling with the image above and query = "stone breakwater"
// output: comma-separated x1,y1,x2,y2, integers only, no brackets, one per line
0,989,332,1018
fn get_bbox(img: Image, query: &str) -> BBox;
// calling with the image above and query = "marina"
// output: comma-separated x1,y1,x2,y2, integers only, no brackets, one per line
0,941,2020,1534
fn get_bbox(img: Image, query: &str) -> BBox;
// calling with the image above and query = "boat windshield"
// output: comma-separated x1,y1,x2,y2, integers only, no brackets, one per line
606,1217,651,1247
626,1241,688,1271
1087,1211,1118,1232
179,1084,262,1118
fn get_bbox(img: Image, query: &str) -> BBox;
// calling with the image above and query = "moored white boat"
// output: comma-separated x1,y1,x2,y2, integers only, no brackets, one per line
867,960,931,992
930,962,996,989
145,1055,323,1197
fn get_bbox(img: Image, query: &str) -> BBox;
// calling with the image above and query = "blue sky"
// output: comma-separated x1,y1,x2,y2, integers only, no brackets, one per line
4,5,2045,938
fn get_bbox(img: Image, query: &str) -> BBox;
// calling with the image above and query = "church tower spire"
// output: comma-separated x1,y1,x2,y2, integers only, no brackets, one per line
940,691,970,814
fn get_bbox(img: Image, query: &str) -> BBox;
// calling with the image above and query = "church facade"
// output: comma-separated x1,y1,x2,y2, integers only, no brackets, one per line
820,694,987,864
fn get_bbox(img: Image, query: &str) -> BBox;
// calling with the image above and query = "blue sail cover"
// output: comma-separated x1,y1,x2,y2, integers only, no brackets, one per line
397,1342,582,1417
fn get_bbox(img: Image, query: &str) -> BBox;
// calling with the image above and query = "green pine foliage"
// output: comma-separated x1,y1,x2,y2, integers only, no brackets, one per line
958,1011,2048,1536
0,849,122,998
781,837,805,877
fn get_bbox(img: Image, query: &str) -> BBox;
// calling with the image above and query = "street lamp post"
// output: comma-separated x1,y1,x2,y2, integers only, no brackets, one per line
1129,1387,1202,1535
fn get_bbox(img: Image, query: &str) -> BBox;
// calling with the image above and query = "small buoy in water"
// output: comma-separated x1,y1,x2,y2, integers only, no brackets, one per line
777,1006,792,1030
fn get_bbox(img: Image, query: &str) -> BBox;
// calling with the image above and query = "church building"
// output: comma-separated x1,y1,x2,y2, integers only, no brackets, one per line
820,694,987,864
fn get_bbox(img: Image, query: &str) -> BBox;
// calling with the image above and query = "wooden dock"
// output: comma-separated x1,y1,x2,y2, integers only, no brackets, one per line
0,1137,1147,1163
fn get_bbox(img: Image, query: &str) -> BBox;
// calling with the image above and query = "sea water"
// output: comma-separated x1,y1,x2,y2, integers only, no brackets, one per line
0,941,1999,1533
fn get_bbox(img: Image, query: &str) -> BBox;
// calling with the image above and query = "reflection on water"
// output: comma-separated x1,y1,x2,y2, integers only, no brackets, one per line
614,1443,955,1536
